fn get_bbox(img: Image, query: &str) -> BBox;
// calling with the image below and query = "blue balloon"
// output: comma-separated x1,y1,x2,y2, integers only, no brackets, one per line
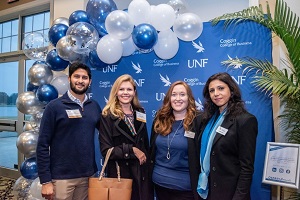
132,23,158,53
46,49,69,71
69,10,90,26
88,50,107,69
86,0,117,36
20,157,38,180
27,82,39,93
36,84,59,104
48,23,69,46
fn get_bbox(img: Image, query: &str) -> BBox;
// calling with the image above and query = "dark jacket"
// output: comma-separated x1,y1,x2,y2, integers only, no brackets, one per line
37,92,101,184
99,108,153,200
199,112,258,200
149,114,202,200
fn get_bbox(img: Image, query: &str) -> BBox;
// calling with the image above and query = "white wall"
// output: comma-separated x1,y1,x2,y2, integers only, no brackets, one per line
54,0,249,22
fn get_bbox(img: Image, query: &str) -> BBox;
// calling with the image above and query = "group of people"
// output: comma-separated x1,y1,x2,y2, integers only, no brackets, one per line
36,62,258,200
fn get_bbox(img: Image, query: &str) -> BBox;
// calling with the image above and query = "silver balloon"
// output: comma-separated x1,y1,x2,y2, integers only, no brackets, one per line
167,0,188,16
28,63,53,86
12,176,33,200
52,17,69,27
56,35,85,62
66,22,99,54
16,92,44,115
50,75,70,96
29,109,44,131
16,131,39,158
22,32,49,61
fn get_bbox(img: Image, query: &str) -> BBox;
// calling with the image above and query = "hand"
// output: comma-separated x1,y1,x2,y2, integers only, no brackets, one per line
41,182,54,200
132,147,147,165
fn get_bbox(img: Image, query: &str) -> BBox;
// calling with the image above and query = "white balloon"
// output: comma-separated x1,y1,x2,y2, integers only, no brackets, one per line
128,0,151,25
173,13,203,41
96,35,123,64
52,17,69,27
121,37,136,57
154,29,179,60
150,4,176,31
50,75,70,96
167,0,188,16
106,10,134,40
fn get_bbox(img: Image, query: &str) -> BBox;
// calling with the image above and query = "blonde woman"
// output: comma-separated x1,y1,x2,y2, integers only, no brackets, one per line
99,74,153,200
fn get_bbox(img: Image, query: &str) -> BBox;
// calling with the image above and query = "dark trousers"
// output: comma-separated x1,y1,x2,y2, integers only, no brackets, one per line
154,184,194,200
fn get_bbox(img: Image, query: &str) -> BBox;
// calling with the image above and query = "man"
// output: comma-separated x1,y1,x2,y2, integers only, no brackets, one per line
37,62,101,200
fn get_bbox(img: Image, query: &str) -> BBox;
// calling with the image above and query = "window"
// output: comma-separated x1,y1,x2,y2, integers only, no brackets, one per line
0,19,19,53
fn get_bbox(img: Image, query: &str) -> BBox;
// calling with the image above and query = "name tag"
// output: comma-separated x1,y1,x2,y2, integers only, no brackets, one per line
184,131,195,139
136,111,146,123
216,126,228,136
66,109,82,118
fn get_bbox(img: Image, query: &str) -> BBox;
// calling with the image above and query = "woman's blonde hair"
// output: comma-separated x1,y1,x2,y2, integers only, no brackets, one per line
102,74,142,118
154,81,197,136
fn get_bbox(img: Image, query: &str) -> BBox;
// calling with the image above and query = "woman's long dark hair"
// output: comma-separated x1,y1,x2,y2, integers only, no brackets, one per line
202,72,246,122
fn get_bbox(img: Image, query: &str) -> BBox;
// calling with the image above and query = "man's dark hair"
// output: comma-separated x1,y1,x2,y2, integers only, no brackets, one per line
69,62,91,79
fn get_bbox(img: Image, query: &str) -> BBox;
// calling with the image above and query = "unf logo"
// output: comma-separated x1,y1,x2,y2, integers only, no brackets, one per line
102,65,117,73
195,98,203,110
159,73,171,86
187,59,208,68
192,41,205,53
134,79,145,87
132,61,142,73
227,54,242,69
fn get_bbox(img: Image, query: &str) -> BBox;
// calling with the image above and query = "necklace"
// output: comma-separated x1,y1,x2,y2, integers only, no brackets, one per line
166,120,183,160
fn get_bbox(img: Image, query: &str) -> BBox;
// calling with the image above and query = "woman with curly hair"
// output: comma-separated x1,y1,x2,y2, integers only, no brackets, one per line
149,81,202,200
197,72,258,200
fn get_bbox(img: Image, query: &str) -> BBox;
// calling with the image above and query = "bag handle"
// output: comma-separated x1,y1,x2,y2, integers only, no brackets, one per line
99,147,121,181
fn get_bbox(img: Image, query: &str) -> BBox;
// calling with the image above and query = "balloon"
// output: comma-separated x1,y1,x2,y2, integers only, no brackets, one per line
154,29,179,60
50,75,70,95
23,122,35,132
56,35,86,63
173,13,203,41
128,0,151,25
121,36,136,57
167,0,188,16
29,177,43,200
27,82,39,93
48,23,69,46
46,49,69,71
12,176,33,200
16,92,44,115
132,23,158,53
150,4,176,31
66,22,99,54
52,17,69,27
16,131,39,158
86,0,117,36
96,35,123,64
28,63,53,86
105,10,134,40
22,32,49,60
88,50,107,69
69,10,90,26
20,157,38,180
36,84,58,104
29,109,44,131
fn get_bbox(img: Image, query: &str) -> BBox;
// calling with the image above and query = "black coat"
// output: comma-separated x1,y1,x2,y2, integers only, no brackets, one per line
149,114,202,200
99,108,153,200
199,112,258,200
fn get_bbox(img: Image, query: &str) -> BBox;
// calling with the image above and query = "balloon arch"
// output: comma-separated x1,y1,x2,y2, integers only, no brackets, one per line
14,0,203,198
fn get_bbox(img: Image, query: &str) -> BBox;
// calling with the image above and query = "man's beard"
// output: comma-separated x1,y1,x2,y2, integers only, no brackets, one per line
70,82,89,95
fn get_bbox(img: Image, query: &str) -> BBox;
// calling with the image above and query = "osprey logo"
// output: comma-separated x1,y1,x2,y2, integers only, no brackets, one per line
227,54,242,69
195,98,203,110
159,73,171,86
104,96,108,104
132,61,142,73
192,41,205,53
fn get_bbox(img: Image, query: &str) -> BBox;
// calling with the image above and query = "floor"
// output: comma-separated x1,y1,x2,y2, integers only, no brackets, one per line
0,132,18,169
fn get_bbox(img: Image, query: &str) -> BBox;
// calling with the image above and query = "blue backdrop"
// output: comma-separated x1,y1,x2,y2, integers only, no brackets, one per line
90,20,274,199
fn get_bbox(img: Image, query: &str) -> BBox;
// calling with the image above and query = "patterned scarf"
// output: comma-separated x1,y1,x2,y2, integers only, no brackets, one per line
197,109,226,199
